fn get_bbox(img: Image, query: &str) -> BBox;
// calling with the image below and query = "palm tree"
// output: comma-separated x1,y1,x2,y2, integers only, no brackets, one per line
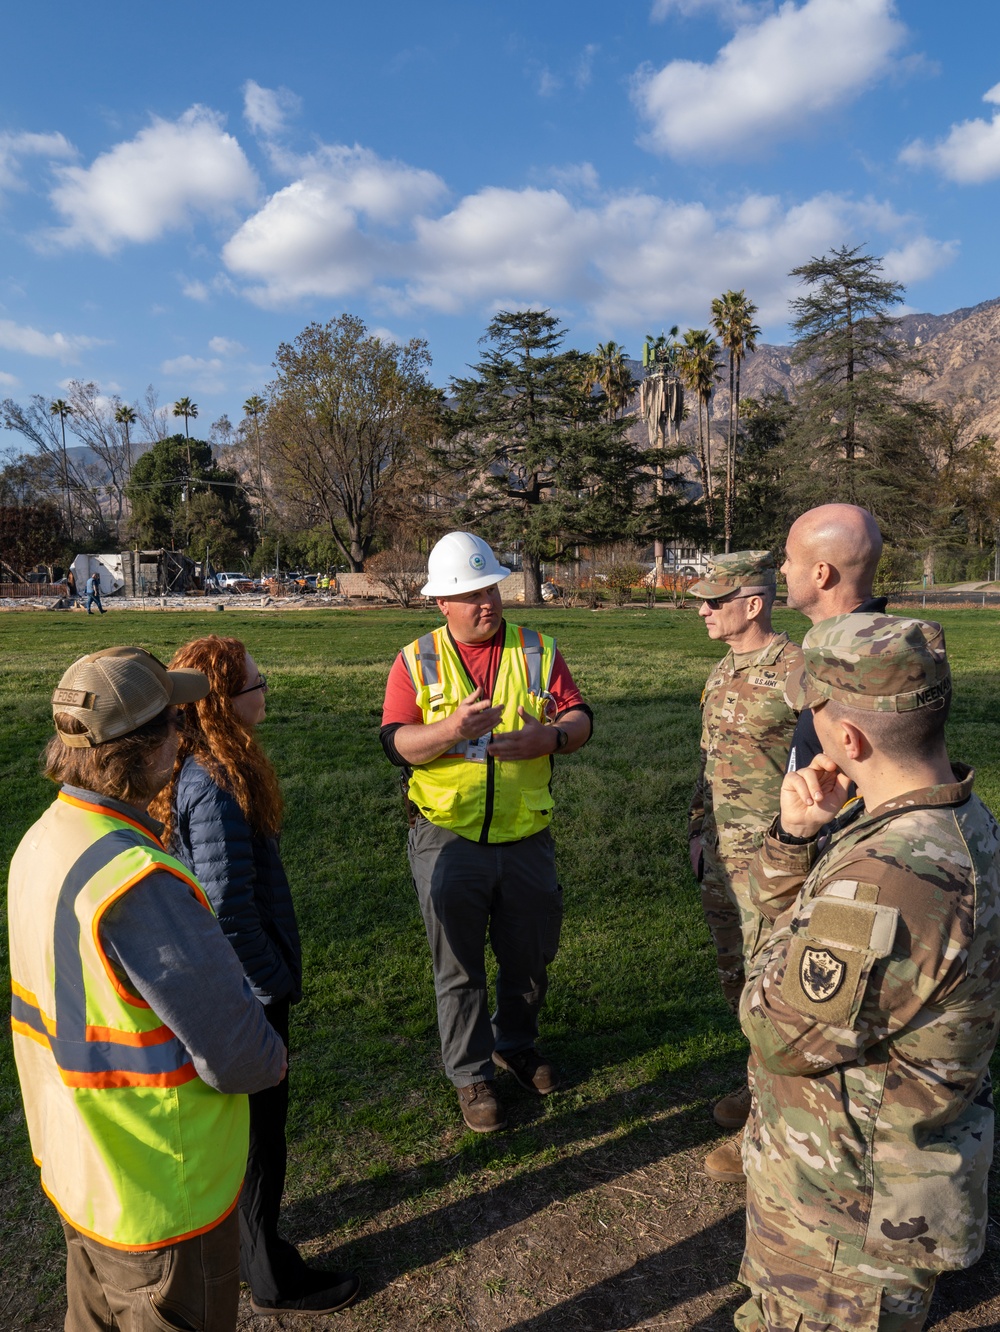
50,399,74,534
679,330,721,532
586,341,633,420
243,395,267,548
115,404,137,482
172,396,198,438
711,290,761,550
172,397,198,479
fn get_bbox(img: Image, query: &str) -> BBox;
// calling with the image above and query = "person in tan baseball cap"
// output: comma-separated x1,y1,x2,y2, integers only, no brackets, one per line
9,652,289,1327
51,645,209,749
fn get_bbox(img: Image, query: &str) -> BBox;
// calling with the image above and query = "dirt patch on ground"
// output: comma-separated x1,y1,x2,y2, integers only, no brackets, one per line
10,1078,1000,1331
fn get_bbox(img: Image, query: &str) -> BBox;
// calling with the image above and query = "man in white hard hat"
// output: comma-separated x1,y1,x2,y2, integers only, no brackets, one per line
381,533,592,1132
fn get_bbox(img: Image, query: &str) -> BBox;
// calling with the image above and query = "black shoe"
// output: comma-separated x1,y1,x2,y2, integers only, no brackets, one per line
250,1269,361,1315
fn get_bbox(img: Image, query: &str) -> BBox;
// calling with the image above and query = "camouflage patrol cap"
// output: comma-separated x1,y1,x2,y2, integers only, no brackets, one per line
688,550,776,600
791,613,951,714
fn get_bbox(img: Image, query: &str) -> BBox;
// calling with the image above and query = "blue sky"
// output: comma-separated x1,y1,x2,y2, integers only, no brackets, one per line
2,0,999,449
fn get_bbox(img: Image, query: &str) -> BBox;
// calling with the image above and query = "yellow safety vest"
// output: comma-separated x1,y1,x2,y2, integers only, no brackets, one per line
8,791,249,1249
401,622,558,843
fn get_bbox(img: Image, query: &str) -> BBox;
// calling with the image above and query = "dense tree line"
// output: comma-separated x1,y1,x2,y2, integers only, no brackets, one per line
2,245,999,593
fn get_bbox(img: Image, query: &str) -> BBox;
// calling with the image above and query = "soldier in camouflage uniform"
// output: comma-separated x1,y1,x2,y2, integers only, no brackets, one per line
736,613,1000,1331
687,552,803,1157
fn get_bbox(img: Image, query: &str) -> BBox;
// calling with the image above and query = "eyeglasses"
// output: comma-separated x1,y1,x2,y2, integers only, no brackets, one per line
701,592,751,610
234,675,268,697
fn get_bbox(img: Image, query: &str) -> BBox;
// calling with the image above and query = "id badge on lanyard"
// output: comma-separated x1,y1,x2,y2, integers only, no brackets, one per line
466,732,492,763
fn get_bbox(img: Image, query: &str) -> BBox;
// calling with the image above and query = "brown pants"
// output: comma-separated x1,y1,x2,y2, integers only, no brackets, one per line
63,1208,240,1332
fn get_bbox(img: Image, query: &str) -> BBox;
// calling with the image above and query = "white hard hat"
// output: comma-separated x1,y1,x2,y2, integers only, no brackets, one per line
421,532,511,598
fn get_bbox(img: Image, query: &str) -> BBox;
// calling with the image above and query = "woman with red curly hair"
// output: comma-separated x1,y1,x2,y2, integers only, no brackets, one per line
154,635,360,1317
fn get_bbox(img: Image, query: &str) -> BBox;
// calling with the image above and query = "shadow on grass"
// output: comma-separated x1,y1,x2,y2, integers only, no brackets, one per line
499,1212,747,1331
288,1066,745,1297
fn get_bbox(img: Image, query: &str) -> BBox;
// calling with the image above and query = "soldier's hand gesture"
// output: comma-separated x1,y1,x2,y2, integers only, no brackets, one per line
779,754,852,840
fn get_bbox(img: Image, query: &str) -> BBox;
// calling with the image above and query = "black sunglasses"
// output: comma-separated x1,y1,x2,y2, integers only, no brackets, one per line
234,675,268,697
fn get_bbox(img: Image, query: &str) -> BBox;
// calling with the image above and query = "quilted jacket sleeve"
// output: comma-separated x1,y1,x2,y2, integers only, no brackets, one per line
172,757,300,1004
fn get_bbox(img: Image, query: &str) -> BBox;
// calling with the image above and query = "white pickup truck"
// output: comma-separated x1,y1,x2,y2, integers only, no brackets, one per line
214,571,251,591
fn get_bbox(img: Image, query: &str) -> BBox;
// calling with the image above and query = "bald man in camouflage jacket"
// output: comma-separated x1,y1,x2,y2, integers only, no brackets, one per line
736,614,1000,1332
687,551,803,1145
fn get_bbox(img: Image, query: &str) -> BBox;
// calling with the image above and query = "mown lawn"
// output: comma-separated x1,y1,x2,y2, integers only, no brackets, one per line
2,605,1000,1330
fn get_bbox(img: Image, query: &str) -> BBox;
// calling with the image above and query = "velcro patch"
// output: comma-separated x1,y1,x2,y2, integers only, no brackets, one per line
749,673,780,689
52,688,94,708
809,898,898,958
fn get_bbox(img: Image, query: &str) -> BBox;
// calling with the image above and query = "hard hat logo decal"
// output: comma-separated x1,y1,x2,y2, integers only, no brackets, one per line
469,553,486,571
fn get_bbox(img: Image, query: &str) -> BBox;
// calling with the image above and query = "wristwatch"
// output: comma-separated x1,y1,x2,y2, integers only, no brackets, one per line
553,726,568,752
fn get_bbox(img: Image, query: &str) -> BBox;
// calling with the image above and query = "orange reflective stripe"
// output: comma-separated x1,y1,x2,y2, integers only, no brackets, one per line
84,1024,178,1047
57,792,164,845
12,1017,52,1050
60,1063,197,1090
92,863,211,1006
12,1017,179,1060
11,982,57,1035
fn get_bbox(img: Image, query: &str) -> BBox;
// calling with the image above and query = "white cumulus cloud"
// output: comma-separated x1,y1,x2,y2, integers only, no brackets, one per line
405,185,951,326
0,370,19,386
217,135,952,331
208,336,246,355
0,130,75,196
243,81,303,138
900,83,1000,183
0,319,104,361
634,0,908,159
222,144,447,305
46,106,259,254
160,354,227,394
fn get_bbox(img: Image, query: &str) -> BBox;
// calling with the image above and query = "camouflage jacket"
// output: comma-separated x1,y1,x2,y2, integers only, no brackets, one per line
740,766,1000,1273
689,633,802,864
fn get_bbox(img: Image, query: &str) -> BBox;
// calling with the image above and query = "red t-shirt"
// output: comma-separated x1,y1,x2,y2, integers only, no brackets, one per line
381,624,585,726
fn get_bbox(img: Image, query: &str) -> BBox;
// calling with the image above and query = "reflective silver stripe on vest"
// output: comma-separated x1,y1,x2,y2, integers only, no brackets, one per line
521,627,543,694
49,830,193,1077
415,632,440,687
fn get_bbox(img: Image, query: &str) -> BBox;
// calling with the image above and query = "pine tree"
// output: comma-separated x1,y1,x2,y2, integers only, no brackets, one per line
447,311,658,604
782,245,938,538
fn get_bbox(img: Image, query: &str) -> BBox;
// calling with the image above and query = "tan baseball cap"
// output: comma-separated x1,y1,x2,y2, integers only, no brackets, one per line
51,646,209,748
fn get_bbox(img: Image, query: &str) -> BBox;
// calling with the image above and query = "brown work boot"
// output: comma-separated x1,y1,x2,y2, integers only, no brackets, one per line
713,1083,752,1129
492,1048,560,1094
456,1081,507,1133
703,1133,745,1182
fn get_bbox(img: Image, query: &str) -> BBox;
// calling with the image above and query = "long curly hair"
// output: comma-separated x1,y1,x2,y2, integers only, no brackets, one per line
151,635,284,842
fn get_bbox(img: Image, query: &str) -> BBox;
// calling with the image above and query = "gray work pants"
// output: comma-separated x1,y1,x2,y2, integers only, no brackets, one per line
408,817,563,1087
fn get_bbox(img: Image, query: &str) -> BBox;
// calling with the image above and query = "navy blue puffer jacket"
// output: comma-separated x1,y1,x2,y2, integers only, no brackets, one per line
169,755,302,1005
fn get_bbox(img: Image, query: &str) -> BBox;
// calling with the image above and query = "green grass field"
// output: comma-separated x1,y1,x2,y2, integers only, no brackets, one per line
3,605,1000,1330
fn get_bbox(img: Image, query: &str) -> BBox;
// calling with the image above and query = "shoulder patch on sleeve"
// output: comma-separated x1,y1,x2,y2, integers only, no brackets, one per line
779,895,898,1027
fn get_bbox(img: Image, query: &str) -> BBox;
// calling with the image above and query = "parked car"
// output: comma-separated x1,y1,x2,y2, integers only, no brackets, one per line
215,571,252,592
